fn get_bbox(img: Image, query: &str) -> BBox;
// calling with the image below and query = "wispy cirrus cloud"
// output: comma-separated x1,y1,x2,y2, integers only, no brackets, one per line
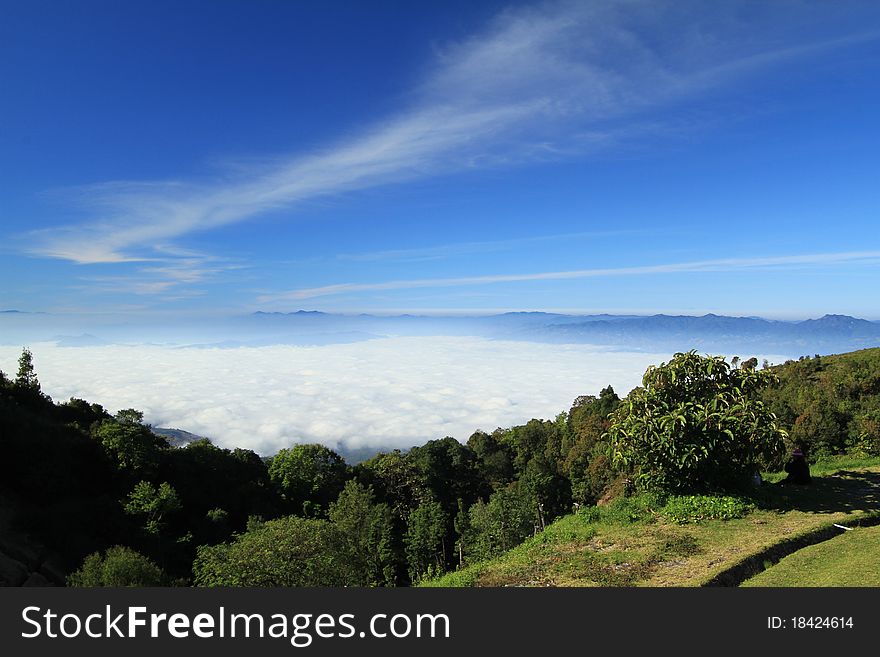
334,229,644,263
25,1,879,272
261,250,880,302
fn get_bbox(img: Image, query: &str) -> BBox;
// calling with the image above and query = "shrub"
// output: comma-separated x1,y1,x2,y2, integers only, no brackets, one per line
660,495,754,524
192,515,352,586
578,492,666,525
67,546,164,587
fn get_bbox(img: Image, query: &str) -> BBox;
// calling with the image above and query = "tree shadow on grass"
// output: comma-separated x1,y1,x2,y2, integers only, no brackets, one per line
753,470,880,515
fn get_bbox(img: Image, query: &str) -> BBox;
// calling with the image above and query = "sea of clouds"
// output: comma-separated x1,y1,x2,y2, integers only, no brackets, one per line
1,338,691,456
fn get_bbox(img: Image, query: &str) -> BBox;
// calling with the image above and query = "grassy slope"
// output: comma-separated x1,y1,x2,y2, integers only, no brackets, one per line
423,458,880,587
741,524,880,587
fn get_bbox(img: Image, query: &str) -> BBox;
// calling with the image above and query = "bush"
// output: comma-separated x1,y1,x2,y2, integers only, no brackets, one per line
67,546,164,587
608,352,786,493
578,492,666,525
660,495,754,524
192,515,353,586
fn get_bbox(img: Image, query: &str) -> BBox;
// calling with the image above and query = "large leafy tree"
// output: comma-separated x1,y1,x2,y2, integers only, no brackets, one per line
464,482,538,564
193,515,351,587
268,443,348,516
466,430,514,489
163,439,276,540
357,449,428,520
93,409,166,474
607,351,786,493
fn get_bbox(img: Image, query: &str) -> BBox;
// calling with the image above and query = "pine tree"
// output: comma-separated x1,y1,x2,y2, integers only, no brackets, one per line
15,347,40,391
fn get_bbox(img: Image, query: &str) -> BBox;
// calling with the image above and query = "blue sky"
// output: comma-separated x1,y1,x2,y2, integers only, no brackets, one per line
2,0,880,319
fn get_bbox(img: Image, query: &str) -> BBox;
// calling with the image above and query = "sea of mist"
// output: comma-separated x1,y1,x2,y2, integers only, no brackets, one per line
0,337,703,456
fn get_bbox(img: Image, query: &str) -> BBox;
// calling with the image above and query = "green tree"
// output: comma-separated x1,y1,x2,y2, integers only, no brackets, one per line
453,498,469,569
357,449,428,520
328,480,397,586
124,480,182,536
466,430,514,489
165,439,276,542
67,546,164,587
503,418,572,522
404,497,447,583
15,347,40,391
465,482,538,563
852,409,880,455
408,436,484,513
93,409,165,473
608,351,786,493
563,389,620,506
790,398,847,456
193,515,351,586
268,443,348,515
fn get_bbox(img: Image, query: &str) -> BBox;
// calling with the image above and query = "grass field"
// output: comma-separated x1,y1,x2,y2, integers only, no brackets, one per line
742,524,880,587
423,459,880,587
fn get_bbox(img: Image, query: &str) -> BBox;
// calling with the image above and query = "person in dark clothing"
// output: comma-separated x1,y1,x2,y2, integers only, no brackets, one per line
782,446,812,485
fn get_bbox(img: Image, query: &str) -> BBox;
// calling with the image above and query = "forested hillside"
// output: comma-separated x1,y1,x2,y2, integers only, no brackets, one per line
761,349,880,457
2,347,879,587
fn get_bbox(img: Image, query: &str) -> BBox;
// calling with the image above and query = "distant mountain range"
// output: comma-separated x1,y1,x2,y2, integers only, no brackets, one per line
3,307,878,356
520,313,880,354
249,311,880,356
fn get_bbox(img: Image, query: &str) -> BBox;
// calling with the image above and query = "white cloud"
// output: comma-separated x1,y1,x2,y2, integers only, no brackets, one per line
262,250,880,301
27,1,873,271
0,338,690,455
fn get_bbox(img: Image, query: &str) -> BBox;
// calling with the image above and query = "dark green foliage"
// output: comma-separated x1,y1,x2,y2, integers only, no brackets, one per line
499,417,572,521
563,386,620,505
192,516,351,586
761,349,880,457
15,348,40,392
407,436,487,570
93,409,167,474
0,382,127,573
268,443,348,515
328,481,397,586
203,508,231,543
56,397,110,432
464,483,539,564
161,439,276,545
356,449,428,519
68,546,164,587
466,430,514,488
608,352,786,493
408,436,486,513
404,498,447,582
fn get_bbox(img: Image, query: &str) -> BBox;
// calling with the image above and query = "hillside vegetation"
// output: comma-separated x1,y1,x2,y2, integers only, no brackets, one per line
2,346,880,586
424,459,880,587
